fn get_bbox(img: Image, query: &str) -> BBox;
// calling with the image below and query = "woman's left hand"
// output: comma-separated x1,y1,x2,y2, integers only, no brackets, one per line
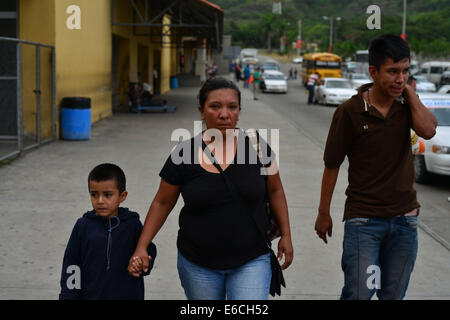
277,235,294,270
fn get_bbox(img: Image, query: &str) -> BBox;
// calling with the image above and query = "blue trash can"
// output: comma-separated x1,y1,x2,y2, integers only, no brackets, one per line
170,76,178,89
60,97,91,140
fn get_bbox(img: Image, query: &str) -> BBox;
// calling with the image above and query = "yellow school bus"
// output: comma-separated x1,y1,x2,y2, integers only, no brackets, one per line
301,52,343,85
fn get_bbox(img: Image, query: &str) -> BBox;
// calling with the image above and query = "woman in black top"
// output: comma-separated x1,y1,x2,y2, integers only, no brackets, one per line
128,77,293,299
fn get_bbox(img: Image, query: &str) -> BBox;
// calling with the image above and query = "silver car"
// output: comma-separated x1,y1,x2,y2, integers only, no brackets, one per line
348,73,371,90
415,75,437,92
261,70,287,93
314,78,357,105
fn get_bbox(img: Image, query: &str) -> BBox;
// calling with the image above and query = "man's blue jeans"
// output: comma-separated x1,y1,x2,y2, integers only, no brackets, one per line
177,251,271,300
340,215,418,300
307,85,315,104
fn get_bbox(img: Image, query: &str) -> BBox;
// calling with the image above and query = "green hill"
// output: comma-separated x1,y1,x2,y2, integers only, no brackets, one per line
212,0,450,58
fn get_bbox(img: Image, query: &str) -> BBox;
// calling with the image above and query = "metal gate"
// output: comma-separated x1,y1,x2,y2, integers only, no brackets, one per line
0,36,56,162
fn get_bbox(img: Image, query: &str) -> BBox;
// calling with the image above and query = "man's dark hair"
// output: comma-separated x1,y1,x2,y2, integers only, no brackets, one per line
198,77,241,111
369,34,410,70
88,163,126,193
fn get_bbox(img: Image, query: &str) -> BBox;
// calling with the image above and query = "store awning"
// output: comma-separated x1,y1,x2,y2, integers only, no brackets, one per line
111,0,224,50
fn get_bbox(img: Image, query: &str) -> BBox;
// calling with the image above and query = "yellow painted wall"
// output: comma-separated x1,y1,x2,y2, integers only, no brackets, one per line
19,0,181,137
54,0,112,123
160,15,173,94
19,0,55,140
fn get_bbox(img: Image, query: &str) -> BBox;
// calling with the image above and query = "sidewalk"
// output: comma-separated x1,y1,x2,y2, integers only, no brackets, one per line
0,81,449,299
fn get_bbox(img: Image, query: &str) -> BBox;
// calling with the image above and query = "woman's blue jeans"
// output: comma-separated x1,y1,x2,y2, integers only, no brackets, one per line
340,215,418,300
177,251,271,300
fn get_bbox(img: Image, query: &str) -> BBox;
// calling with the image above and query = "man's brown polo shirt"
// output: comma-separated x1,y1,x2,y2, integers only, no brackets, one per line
324,83,420,220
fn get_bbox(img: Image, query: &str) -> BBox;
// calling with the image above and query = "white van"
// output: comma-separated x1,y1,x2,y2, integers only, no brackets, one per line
419,61,450,85
240,48,259,64
409,59,419,75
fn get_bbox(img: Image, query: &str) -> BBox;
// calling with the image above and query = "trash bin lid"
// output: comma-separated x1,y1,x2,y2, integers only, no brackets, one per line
61,97,91,109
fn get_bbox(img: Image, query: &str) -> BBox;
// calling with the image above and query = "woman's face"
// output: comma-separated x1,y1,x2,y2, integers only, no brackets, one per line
199,88,240,135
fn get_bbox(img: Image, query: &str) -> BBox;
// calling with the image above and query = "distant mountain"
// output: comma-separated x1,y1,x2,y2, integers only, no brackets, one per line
213,0,449,21
211,0,450,58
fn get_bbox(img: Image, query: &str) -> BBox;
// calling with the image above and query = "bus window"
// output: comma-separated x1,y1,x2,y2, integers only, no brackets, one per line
315,61,341,69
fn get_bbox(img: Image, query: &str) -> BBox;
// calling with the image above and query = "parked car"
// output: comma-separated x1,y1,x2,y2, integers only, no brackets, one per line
412,93,450,183
348,73,371,90
343,61,356,75
261,70,287,93
439,71,450,86
415,75,436,92
437,85,450,94
292,56,303,64
314,78,357,105
261,60,280,73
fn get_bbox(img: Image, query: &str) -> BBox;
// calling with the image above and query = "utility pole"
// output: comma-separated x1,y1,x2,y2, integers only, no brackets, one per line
323,16,340,52
297,19,302,57
329,17,333,53
401,0,407,41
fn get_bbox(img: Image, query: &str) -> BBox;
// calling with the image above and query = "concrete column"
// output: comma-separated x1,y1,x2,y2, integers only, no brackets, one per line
195,42,207,82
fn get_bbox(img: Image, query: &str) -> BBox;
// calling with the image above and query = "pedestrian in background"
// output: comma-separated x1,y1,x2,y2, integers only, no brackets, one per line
252,67,261,100
314,34,437,300
306,72,320,104
153,65,159,95
243,64,251,89
234,62,241,82
128,77,293,300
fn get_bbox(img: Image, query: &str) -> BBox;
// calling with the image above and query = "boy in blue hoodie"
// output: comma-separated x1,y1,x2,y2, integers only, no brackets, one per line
59,163,156,300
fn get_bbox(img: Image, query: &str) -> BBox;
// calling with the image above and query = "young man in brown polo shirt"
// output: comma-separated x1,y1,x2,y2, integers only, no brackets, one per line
314,34,437,300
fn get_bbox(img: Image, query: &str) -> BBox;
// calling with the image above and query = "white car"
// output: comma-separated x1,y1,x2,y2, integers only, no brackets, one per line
348,73,371,90
314,78,357,105
261,70,287,93
292,56,303,64
415,75,437,92
437,85,450,94
412,93,450,183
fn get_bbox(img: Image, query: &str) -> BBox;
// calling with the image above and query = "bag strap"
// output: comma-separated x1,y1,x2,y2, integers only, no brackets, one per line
201,138,271,248
246,129,268,177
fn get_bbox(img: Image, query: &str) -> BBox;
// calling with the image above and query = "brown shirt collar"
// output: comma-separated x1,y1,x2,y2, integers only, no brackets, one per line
355,83,406,120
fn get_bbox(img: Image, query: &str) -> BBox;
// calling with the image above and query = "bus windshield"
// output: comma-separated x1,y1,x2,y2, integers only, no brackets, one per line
315,61,341,69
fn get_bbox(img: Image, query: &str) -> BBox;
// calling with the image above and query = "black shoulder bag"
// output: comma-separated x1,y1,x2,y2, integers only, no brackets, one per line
246,129,282,241
201,139,286,297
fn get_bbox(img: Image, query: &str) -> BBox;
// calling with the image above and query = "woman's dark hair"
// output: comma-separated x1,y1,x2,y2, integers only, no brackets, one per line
88,163,126,194
198,77,241,110
369,34,410,70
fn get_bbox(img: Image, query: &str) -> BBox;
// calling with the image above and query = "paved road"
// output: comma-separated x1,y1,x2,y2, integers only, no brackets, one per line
0,68,449,300
260,54,450,249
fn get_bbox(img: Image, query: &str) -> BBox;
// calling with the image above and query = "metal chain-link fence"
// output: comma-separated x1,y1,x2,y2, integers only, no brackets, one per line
0,36,55,162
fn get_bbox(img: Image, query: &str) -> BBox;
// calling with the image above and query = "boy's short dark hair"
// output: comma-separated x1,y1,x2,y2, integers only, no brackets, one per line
88,163,126,193
369,34,410,70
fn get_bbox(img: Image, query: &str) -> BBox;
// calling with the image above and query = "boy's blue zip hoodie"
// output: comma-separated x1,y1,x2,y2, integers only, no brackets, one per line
59,207,156,300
